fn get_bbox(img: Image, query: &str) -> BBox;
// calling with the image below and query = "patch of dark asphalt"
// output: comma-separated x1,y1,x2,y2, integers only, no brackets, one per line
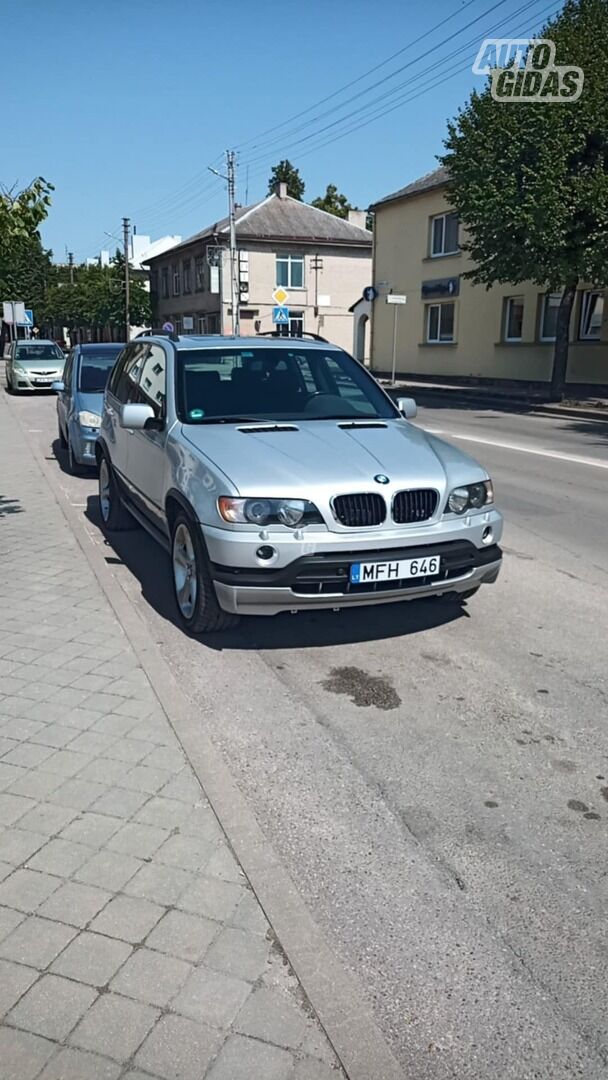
321,666,401,711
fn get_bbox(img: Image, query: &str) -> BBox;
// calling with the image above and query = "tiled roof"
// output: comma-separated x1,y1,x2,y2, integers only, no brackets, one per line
370,166,449,210
145,194,372,262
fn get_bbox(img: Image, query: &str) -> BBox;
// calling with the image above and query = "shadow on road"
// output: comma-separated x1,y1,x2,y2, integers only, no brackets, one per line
0,494,23,517
50,438,97,477
85,495,467,651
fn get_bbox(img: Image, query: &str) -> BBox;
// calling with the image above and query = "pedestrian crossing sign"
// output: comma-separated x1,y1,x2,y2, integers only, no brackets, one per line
272,305,289,325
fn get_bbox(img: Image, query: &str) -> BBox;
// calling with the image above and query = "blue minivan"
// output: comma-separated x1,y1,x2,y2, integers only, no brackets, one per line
54,342,125,472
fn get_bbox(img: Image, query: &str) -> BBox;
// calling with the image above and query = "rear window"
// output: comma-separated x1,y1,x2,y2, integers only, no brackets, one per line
16,343,63,361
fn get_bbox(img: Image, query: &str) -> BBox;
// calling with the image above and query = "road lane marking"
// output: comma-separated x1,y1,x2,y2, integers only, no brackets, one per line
425,429,608,470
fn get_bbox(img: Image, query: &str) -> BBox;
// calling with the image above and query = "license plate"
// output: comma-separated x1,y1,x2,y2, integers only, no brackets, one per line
33,378,51,385
350,555,441,584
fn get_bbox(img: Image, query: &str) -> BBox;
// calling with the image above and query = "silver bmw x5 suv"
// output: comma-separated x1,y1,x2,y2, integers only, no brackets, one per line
97,334,503,632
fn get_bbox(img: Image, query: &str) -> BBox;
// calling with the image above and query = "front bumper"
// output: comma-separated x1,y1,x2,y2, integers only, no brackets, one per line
70,426,99,466
212,539,502,616
12,371,63,391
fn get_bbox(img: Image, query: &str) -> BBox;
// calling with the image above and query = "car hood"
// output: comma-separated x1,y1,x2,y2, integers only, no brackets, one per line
75,391,104,414
16,358,64,371
182,419,488,496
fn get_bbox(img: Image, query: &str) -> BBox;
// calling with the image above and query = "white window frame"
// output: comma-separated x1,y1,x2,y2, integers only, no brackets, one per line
540,292,562,342
172,265,180,297
430,211,459,257
276,254,304,289
426,301,455,343
579,289,604,340
504,296,524,342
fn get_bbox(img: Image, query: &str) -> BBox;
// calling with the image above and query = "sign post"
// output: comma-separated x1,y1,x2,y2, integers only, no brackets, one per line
386,294,407,385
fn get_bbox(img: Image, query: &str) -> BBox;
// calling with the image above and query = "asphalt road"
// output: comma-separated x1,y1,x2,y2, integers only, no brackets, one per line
12,386,608,1080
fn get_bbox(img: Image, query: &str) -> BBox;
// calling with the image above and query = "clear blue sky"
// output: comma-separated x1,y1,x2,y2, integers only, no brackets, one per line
3,0,563,261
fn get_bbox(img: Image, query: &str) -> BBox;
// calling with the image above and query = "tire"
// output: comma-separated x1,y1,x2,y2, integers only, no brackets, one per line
67,437,82,476
58,419,68,449
5,370,13,393
98,454,136,531
171,512,239,633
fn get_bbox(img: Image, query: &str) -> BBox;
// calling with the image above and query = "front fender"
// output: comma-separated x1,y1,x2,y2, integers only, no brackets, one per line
166,435,236,525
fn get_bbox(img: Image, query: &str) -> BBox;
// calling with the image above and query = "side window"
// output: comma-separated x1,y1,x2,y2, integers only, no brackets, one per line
135,344,166,418
109,344,149,404
63,350,75,388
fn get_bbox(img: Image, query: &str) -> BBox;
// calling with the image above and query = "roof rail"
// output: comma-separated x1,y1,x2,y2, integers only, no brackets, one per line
256,330,329,343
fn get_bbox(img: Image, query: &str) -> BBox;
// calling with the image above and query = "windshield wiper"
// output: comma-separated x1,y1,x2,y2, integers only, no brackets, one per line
194,415,272,425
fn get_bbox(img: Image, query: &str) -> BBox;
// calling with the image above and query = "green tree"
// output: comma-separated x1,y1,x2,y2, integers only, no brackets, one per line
311,183,353,218
0,178,54,341
267,160,305,199
43,252,150,341
440,0,608,400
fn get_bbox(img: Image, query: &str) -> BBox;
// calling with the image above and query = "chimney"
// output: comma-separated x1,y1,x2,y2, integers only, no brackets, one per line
348,209,367,229
277,182,288,199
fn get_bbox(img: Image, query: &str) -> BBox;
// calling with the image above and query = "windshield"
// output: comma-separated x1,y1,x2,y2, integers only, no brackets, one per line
15,343,63,362
176,346,397,423
78,349,123,393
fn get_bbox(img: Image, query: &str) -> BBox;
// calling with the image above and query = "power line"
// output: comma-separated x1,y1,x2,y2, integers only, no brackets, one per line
93,2,509,244
241,0,547,167
240,0,557,177
233,0,481,152
238,2,558,198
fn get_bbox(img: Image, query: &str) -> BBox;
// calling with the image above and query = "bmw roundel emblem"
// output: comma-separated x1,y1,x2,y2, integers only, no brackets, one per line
374,474,390,484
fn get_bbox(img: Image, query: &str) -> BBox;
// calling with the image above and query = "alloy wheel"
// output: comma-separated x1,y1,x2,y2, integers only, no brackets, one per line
173,522,198,619
99,459,111,523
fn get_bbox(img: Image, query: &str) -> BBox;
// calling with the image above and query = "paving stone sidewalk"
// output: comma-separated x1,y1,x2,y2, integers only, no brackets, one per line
0,395,344,1078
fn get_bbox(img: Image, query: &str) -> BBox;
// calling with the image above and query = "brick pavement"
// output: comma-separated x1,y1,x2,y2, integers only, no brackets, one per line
0,393,344,1078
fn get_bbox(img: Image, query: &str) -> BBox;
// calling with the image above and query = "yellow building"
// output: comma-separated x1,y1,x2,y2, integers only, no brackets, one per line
369,166,608,388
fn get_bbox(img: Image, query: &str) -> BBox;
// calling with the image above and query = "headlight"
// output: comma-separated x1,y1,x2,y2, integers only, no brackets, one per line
447,480,493,515
13,364,26,375
218,496,323,527
78,411,101,428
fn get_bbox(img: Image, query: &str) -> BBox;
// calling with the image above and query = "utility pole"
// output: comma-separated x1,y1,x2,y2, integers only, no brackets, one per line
311,254,323,318
209,151,239,336
227,151,239,337
122,217,130,342
68,252,74,287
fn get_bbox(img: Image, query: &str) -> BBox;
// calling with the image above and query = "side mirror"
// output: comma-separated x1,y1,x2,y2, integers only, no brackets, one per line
119,403,156,429
396,396,417,419
51,381,65,393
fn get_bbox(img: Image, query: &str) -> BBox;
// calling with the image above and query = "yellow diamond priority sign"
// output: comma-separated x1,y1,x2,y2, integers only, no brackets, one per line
272,287,289,305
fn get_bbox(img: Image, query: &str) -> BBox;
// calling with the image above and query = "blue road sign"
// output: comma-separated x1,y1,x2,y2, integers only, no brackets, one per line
272,305,289,325
17,309,34,327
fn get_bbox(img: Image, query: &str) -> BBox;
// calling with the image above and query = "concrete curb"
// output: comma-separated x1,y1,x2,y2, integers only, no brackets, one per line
382,384,608,424
7,392,405,1080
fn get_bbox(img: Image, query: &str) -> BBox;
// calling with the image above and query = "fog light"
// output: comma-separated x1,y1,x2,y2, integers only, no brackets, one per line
256,545,276,561
482,526,493,544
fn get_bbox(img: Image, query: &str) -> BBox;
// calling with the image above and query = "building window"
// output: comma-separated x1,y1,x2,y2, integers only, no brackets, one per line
276,254,304,288
277,310,304,337
430,212,459,257
172,265,180,297
195,256,205,291
579,290,604,340
426,302,455,343
504,296,524,341
161,268,169,299
540,292,562,341
183,259,192,294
